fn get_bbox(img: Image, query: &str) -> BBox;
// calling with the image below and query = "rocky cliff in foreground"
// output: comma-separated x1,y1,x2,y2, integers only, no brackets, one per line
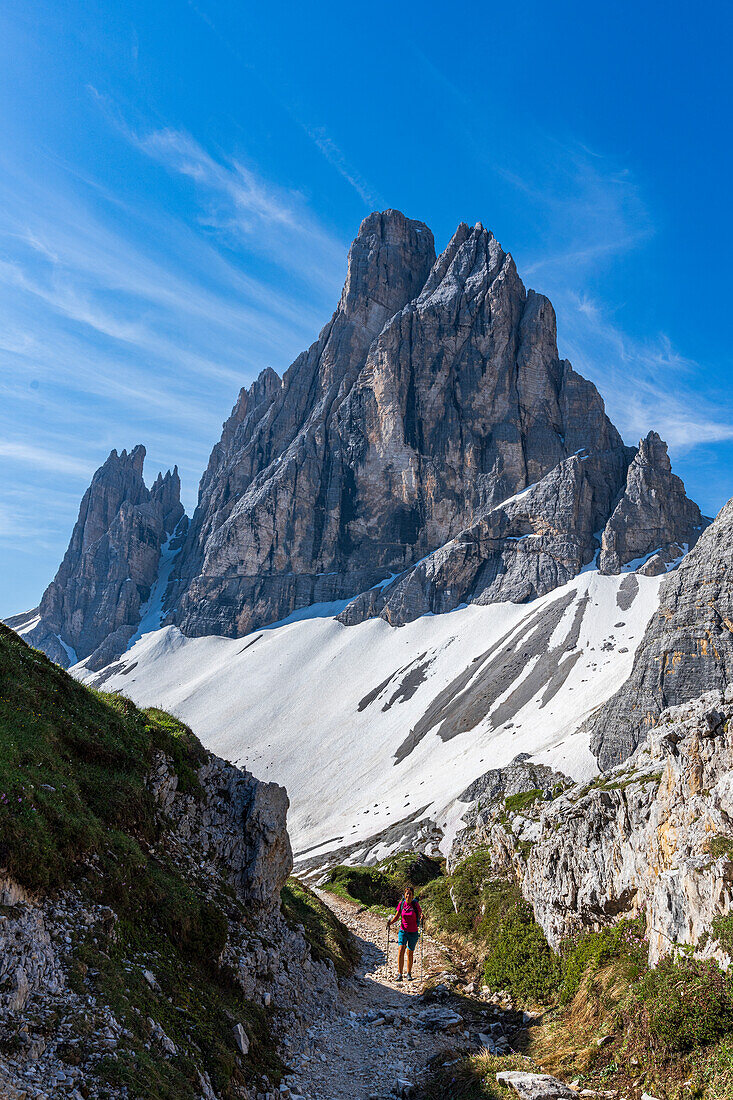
7,446,185,670
450,688,733,969
0,625,344,1100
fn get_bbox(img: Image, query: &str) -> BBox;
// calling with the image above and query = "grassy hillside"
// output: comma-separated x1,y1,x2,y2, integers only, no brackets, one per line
281,877,360,976
0,626,285,1097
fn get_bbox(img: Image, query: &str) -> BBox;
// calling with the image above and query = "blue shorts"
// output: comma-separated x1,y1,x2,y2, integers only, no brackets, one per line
398,930,419,950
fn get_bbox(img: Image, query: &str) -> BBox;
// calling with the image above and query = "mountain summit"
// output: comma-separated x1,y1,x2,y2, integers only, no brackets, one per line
167,209,702,638
9,210,704,668
8,446,184,668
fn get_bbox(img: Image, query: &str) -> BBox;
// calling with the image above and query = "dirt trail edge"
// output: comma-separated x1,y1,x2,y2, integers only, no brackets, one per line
281,891,477,1100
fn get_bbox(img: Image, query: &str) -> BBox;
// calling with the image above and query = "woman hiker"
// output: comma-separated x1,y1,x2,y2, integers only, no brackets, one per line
386,885,422,982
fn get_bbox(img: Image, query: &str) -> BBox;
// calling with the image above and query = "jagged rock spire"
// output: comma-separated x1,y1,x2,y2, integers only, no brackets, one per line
8,447,185,668
599,431,704,575
169,211,637,638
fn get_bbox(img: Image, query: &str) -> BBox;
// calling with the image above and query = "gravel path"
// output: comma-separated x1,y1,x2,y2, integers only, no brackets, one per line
281,892,468,1100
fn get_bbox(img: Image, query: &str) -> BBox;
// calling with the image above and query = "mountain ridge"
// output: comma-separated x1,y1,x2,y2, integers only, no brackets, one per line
6,209,707,786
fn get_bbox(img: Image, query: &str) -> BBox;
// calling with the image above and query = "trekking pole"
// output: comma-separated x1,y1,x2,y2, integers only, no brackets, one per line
384,921,390,980
420,925,424,984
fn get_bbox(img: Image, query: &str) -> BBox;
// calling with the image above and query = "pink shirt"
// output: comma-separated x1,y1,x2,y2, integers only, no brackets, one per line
396,898,422,933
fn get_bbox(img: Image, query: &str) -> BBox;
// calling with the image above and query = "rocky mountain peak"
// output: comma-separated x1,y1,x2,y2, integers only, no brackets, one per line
13,210,707,666
151,465,185,534
599,429,705,575
338,209,435,336
78,444,149,553
7,447,186,669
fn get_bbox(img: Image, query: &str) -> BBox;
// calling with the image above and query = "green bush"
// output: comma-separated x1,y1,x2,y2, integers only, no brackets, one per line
323,864,401,908
710,912,733,954
623,956,733,1055
419,849,495,936
322,852,443,912
420,850,560,1004
481,891,561,1004
559,917,647,1004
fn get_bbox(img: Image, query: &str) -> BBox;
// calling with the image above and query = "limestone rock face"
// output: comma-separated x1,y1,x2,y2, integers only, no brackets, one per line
599,431,705,574
7,446,184,669
169,210,437,637
587,496,733,770
169,212,638,638
338,447,630,625
149,750,293,909
448,754,572,873
449,690,733,968
522,691,733,967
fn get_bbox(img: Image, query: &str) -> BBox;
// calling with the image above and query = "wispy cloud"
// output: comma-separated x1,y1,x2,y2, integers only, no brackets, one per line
89,92,349,293
480,138,733,455
502,140,653,280
0,440,92,477
0,103,356,615
301,125,384,209
555,288,733,451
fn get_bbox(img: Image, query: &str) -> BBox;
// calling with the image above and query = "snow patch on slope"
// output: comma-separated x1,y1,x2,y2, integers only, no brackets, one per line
75,569,664,863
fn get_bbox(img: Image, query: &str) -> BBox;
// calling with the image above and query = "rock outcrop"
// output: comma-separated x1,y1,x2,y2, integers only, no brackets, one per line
450,689,733,969
447,754,572,873
587,495,733,770
168,210,438,637
7,446,185,669
598,430,705,575
338,447,630,625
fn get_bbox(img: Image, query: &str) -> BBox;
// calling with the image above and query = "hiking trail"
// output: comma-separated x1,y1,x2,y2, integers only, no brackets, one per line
281,891,481,1100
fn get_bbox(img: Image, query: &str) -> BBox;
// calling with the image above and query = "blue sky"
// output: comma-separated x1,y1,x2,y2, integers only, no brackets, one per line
1,0,732,616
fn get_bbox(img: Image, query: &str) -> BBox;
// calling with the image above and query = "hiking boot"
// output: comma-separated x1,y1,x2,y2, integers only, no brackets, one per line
395,974,403,982
406,973,413,981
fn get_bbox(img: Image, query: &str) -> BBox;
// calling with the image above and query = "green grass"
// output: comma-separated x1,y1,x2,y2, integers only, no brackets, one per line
559,917,647,1005
0,623,205,896
321,852,443,914
504,788,544,815
417,1051,536,1100
0,625,286,1097
281,877,359,976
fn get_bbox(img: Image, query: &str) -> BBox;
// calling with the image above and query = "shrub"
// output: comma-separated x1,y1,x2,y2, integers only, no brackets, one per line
710,912,733,955
420,849,494,936
322,852,443,912
481,892,561,1004
322,864,401,909
559,917,647,1004
623,956,733,1055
